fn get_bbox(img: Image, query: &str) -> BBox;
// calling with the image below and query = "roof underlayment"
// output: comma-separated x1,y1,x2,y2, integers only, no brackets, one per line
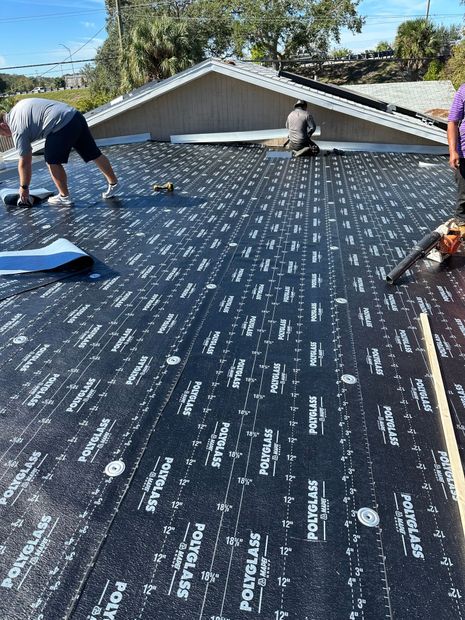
0,143,464,619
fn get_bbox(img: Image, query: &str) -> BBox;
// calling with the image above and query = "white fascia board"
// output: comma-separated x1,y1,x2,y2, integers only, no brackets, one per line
210,61,447,145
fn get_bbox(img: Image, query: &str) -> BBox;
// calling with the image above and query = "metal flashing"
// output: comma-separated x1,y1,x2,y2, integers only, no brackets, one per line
171,128,289,143
316,141,448,154
95,133,152,147
171,126,321,144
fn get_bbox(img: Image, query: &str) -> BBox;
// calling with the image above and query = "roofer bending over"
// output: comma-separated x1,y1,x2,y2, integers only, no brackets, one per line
0,98,119,207
285,100,319,157
448,84,465,225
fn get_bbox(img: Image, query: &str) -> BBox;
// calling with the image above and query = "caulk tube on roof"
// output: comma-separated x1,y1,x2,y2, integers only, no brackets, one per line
386,227,445,285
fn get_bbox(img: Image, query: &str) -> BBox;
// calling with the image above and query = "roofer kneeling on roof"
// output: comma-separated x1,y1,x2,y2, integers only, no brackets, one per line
0,98,119,207
285,100,319,157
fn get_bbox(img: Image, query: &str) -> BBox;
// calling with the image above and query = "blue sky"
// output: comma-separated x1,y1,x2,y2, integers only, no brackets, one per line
340,0,464,51
0,0,463,77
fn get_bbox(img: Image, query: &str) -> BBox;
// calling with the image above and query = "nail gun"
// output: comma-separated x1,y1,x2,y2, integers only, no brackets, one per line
386,218,463,285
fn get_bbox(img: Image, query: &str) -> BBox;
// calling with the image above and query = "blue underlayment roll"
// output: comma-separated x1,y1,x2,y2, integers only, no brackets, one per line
0,238,93,275
0,187,53,205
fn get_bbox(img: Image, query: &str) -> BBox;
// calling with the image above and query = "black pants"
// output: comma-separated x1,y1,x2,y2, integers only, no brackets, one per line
454,159,465,220
289,139,320,155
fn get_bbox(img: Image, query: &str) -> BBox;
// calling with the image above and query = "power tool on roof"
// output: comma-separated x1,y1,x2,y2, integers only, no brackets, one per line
153,182,174,192
386,218,463,285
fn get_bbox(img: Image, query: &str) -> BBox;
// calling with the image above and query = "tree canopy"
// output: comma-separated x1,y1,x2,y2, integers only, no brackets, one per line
394,18,441,79
87,0,364,95
443,39,465,87
392,19,462,82
121,17,202,89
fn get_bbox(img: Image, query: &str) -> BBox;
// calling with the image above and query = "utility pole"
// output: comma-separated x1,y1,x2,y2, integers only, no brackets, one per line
426,0,431,21
115,0,124,51
59,44,75,76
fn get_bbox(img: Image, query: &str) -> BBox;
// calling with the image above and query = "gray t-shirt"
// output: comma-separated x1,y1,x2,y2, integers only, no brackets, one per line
286,108,316,149
6,98,76,156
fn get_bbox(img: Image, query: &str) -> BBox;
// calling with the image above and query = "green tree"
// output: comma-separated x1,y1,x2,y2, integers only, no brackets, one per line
0,75,7,94
226,0,363,63
76,90,114,113
331,47,352,58
435,24,461,57
423,58,444,81
90,0,364,92
84,24,122,96
0,96,18,113
375,41,392,52
443,38,465,88
185,0,235,57
121,16,202,90
394,18,441,79
91,1,216,94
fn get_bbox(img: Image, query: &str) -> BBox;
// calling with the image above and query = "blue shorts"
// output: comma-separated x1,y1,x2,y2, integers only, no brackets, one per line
44,112,101,164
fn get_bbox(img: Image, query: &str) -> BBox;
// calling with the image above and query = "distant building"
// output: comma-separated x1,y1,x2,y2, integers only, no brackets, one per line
64,74,86,89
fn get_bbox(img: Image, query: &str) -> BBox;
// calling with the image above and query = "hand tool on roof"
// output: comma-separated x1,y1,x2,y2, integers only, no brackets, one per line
386,218,463,285
153,182,174,192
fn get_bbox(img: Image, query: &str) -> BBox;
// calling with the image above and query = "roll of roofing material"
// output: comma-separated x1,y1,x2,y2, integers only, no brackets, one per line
0,238,93,275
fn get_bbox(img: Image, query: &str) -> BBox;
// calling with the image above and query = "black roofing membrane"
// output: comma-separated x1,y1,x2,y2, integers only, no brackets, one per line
0,143,464,619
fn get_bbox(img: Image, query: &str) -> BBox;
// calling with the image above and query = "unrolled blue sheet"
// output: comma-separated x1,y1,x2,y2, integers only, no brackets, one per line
0,238,93,275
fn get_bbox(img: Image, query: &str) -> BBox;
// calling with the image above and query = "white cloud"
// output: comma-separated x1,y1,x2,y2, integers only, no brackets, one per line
81,21,97,29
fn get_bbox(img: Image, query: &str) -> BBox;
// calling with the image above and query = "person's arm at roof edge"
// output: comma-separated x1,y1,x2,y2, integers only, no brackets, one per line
18,153,32,203
307,112,316,138
448,87,464,170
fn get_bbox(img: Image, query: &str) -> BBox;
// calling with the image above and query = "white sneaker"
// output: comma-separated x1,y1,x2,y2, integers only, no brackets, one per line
47,194,74,206
102,182,119,199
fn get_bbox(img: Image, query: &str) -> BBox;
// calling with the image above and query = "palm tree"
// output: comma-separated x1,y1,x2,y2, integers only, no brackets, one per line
121,16,200,90
394,19,441,79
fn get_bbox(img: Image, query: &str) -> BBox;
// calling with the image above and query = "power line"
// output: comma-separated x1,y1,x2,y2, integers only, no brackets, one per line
0,59,94,72
1,52,453,73
0,3,462,24
34,25,107,80
0,8,105,23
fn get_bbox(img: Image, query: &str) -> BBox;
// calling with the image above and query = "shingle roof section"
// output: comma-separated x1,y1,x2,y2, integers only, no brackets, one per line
344,80,456,115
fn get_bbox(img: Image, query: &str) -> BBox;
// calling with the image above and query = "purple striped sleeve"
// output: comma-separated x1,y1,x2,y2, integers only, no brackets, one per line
448,85,465,122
